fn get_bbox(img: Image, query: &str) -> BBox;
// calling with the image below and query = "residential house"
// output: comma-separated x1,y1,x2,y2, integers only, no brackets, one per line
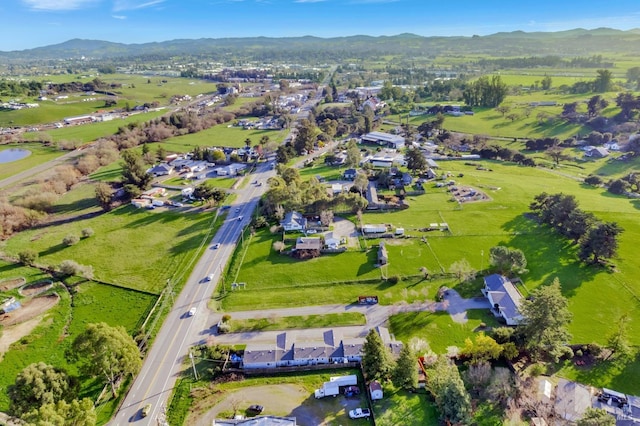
213,416,297,425
482,274,523,325
281,211,307,231
148,163,174,176
369,381,384,400
295,237,322,251
603,141,620,151
586,147,610,158
401,172,413,186
343,168,357,180
378,242,388,265
554,379,592,422
242,327,401,369
361,132,405,150
362,97,386,112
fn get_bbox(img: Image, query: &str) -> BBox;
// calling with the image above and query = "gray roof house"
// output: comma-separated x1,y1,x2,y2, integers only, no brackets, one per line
148,163,174,176
281,211,307,231
242,327,401,369
378,242,388,265
343,168,357,180
482,274,523,325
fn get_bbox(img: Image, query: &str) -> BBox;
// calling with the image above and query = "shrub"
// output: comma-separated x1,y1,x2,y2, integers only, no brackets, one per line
501,342,519,360
492,326,515,344
575,349,583,357
587,342,603,357
18,249,38,266
59,260,81,276
529,363,546,377
221,314,231,323
63,234,80,246
81,228,94,238
388,275,400,284
217,322,231,334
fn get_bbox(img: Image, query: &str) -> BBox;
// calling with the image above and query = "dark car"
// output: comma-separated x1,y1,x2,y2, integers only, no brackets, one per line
247,404,264,414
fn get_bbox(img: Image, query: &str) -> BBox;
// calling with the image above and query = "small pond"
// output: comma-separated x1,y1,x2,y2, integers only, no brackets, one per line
0,148,31,163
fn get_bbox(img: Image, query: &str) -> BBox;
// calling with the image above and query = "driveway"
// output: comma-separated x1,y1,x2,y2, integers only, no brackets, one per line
332,217,358,248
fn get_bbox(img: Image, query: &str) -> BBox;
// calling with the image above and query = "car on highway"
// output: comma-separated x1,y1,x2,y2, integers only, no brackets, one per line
235,207,241,212
213,243,220,249
247,404,264,414
349,408,371,419
141,404,151,418
207,274,214,281
188,307,197,317
238,216,243,221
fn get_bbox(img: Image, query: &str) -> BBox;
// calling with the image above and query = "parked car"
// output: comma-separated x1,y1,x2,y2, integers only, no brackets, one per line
349,408,371,419
141,404,151,418
247,404,264,414
344,385,360,397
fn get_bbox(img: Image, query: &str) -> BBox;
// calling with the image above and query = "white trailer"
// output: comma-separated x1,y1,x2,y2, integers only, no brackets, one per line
329,375,358,386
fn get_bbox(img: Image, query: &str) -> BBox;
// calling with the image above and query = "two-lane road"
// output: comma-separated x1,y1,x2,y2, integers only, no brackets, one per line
110,161,275,425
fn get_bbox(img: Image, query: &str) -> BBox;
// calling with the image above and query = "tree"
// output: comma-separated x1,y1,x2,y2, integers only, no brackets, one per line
22,398,96,426
489,246,527,275
94,182,113,212
540,75,553,90
578,221,623,264
293,119,316,154
577,408,615,426
362,328,395,380
156,145,167,162
464,361,492,397
353,172,368,196
405,147,427,175
486,367,514,407
449,259,476,282
319,210,333,226
8,362,76,417
460,333,503,364
587,95,608,117
546,145,567,165
593,69,613,93
63,234,79,246
495,105,510,117
392,345,418,390
426,357,471,424
605,314,631,361
463,75,508,108
345,139,361,168
81,228,94,238
519,278,572,361
18,249,38,266
70,323,142,398
121,150,152,197
279,166,301,185
626,66,640,89
584,175,603,186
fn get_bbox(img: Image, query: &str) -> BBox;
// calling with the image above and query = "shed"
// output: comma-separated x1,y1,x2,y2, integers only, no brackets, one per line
369,381,383,400
378,242,388,265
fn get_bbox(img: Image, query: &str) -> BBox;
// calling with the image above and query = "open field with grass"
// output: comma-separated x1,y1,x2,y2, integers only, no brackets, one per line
0,261,156,416
160,124,286,152
227,312,366,333
0,143,66,180
373,385,438,426
1,204,218,293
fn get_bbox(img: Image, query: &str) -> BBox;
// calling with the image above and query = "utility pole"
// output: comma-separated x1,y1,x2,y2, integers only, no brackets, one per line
189,350,198,380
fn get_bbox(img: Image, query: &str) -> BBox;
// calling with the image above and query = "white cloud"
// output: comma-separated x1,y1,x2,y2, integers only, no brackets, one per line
22,0,100,10
113,0,165,11
112,14,127,19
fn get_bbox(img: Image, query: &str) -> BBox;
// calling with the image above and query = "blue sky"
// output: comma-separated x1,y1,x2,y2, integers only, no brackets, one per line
2,0,640,51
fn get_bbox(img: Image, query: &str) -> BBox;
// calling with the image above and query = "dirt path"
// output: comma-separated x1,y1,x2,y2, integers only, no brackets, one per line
190,384,326,426
0,294,59,326
0,316,46,356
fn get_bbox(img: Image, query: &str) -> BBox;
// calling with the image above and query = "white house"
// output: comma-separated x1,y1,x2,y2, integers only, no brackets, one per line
482,274,523,326
281,211,307,231
324,232,341,249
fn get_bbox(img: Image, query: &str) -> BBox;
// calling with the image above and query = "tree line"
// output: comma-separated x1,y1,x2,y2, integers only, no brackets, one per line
530,192,623,264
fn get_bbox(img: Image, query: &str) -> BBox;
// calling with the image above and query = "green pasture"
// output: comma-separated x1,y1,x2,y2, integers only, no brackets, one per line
224,160,640,350
50,182,102,217
0,143,65,181
298,162,345,182
160,124,285,152
1,203,217,293
227,312,366,332
20,109,167,144
0,99,122,127
0,261,155,413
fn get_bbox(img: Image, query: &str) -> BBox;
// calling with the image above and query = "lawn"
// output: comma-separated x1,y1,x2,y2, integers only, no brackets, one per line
388,310,500,354
227,312,366,332
0,261,156,414
159,124,286,152
1,204,218,293
373,385,438,426
0,143,66,181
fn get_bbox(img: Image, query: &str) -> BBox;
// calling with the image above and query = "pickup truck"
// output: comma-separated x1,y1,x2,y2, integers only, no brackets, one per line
348,408,371,419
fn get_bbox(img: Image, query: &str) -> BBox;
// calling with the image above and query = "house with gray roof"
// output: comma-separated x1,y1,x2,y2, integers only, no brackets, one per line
281,211,307,231
482,274,523,325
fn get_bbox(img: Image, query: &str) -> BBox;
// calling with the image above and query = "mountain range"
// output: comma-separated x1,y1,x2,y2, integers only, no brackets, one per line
2,28,640,62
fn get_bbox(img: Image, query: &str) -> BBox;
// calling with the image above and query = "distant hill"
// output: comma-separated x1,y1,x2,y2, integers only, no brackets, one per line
2,28,640,62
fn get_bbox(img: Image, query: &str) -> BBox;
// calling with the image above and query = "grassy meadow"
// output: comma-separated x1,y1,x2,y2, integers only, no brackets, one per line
159,124,286,152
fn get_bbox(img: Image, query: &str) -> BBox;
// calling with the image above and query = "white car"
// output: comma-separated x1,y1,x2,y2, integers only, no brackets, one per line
207,274,214,281
188,307,197,317
213,243,220,249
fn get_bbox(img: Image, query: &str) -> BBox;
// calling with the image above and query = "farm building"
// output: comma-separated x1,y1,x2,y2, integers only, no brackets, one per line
378,242,388,265
369,381,384,400
361,132,405,149
363,224,387,234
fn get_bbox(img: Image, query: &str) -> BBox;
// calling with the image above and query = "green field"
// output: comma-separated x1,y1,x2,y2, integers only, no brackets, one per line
0,143,68,181
1,203,218,293
159,124,286,152
0,262,156,415
227,312,366,332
